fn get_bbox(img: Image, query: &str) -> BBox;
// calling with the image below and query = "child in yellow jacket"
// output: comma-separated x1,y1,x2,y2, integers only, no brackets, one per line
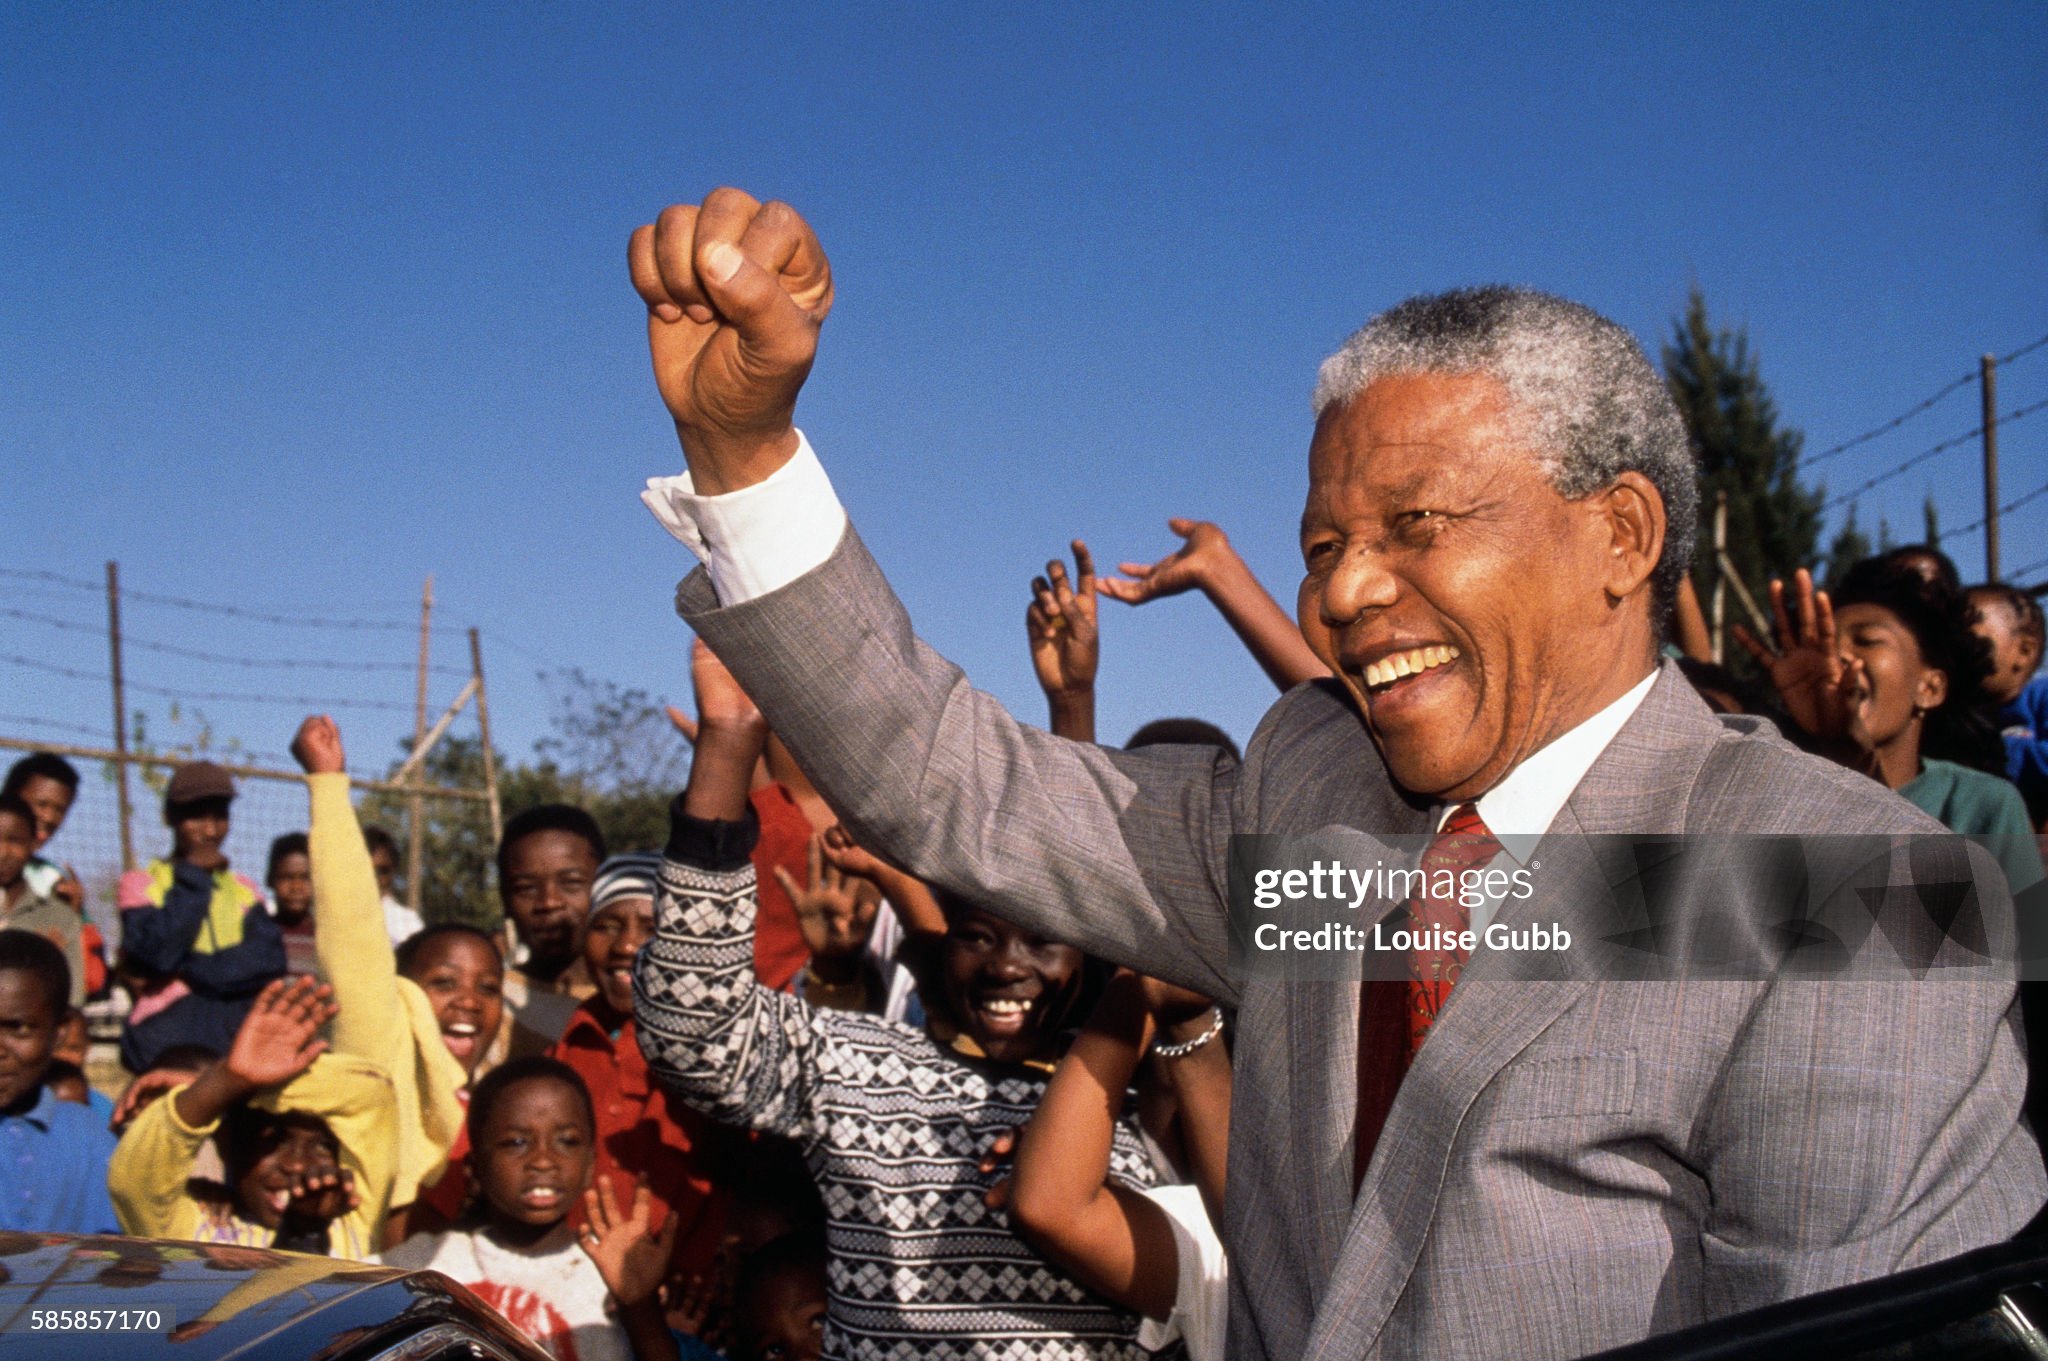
109,976,397,1259
290,715,493,1218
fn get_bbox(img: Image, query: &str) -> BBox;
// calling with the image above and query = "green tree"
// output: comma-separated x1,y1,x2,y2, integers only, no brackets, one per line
1821,506,1872,586
1664,289,1823,626
1922,493,1941,550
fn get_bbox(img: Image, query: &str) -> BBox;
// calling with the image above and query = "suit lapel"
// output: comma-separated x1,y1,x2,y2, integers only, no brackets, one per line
1303,664,1715,1356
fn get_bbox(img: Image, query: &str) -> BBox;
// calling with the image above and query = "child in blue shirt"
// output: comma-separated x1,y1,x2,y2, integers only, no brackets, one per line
0,930,118,1233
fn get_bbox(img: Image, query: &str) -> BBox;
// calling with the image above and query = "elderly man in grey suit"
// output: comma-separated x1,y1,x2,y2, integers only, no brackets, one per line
624,189,2047,1359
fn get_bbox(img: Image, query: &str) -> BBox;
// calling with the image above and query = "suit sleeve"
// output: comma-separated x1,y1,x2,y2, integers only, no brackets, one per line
679,524,1240,1002
1698,835,2048,1311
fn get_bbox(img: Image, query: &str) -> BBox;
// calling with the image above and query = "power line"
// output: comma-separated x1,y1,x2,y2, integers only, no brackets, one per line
1802,330,2048,470
1822,396,2048,513
0,713,109,742
1944,476,2048,544
3,654,418,713
0,607,468,676
0,567,468,635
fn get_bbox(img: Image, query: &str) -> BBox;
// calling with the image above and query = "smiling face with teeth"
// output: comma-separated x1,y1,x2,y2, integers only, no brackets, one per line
940,904,1086,1066
225,1112,341,1232
1298,371,1664,803
402,928,506,1079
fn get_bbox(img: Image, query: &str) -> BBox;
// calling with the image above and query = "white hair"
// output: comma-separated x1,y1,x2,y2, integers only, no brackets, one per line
1312,286,1697,620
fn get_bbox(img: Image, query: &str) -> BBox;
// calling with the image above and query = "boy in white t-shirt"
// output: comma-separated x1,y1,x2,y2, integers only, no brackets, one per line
379,1056,680,1361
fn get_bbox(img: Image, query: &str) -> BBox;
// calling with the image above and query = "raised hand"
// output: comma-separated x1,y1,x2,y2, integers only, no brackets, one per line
290,715,346,776
1733,569,1855,742
280,1165,357,1229
689,640,766,739
664,705,701,747
580,1175,680,1309
776,835,881,964
52,867,84,910
1027,542,1100,701
628,189,834,492
224,976,337,1092
821,824,948,939
1097,518,1233,605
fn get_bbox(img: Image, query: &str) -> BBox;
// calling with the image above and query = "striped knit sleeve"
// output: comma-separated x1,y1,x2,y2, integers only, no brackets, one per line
634,851,830,1144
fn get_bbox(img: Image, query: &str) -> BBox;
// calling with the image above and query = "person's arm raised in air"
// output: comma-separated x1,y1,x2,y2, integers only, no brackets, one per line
291,718,406,1062
291,715,466,1211
820,824,947,940
631,190,1240,1003
1098,518,1330,693
1028,541,1099,742
983,970,1229,1322
1138,976,1231,1230
777,833,884,1014
1732,568,1882,777
579,1177,684,1361
633,641,847,1141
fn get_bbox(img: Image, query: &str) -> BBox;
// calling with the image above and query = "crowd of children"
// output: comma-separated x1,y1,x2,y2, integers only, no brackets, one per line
0,525,2042,1359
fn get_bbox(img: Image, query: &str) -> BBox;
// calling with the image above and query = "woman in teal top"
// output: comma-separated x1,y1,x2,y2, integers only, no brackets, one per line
1741,552,2043,892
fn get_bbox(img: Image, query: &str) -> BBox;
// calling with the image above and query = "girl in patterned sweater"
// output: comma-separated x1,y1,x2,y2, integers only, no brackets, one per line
633,643,1171,1361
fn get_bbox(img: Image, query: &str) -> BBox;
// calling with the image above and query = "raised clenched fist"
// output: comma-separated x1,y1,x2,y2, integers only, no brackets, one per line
628,188,833,493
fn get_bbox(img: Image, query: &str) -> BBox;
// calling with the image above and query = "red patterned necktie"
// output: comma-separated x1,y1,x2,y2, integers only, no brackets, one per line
1355,803,1502,1187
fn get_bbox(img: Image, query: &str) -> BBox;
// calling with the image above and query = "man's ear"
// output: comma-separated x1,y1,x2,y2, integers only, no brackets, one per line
1596,472,1665,602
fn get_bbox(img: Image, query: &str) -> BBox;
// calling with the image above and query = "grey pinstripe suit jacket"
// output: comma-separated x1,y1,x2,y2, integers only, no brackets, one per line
679,526,2047,1360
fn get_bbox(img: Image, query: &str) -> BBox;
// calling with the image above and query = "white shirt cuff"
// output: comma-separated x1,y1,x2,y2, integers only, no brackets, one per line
639,429,849,604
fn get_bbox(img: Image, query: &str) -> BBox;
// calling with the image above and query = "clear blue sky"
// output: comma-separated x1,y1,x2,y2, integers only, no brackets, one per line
4,3,2045,842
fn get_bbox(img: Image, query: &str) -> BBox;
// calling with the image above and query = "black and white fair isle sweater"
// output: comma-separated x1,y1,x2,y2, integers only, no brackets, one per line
634,810,1179,1361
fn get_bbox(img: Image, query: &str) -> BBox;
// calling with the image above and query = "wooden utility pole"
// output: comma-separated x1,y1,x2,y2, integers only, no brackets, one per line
1711,492,1728,664
105,561,135,871
1982,354,2000,580
470,628,502,845
407,576,433,911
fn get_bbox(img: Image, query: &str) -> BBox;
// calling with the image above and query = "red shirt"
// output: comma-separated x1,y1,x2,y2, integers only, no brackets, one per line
749,783,815,992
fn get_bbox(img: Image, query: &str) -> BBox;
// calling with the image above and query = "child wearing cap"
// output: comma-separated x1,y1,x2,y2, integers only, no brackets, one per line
116,760,288,1074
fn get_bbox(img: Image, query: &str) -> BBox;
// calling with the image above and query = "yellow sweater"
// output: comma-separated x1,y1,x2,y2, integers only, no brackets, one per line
107,1053,397,1261
306,772,468,1210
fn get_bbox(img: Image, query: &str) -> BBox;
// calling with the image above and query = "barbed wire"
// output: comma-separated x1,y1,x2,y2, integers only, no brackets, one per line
1802,330,2048,470
0,606,469,676
1943,476,2048,544
3,654,419,713
0,713,110,742
0,567,469,635
1821,396,2048,513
